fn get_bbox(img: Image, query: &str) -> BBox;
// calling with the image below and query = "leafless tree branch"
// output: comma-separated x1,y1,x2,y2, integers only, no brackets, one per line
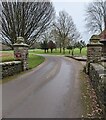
1,1,55,49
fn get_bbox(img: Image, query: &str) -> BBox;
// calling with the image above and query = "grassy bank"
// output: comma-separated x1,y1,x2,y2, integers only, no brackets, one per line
28,54,45,69
0,50,45,69
29,47,87,56
1,53,45,69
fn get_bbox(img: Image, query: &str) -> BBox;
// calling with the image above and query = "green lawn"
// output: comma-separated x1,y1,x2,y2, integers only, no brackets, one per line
1,47,87,63
29,47,87,56
28,54,45,69
2,55,14,62
0,48,86,83
0,51,45,69
0,53,45,84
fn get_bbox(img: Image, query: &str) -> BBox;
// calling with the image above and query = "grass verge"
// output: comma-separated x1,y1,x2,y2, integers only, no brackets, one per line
28,54,45,69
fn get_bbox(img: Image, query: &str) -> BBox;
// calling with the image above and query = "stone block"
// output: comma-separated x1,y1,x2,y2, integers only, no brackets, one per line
1,61,22,79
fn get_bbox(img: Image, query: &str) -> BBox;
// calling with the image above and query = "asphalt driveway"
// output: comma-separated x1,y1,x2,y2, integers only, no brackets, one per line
2,55,83,118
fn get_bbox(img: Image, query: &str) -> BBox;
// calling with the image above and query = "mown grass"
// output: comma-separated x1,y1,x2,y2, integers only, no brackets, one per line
0,53,45,69
28,54,45,69
2,55,14,62
1,48,87,62
0,48,86,84
29,47,87,56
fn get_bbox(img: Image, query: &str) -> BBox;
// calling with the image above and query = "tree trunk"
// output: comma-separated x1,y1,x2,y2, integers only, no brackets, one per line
60,44,62,53
80,48,82,54
69,50,70,54
63,47,65,54
11,46,14,50
47,49,49,53
51,49,53,53
44,49,46,53
72,49,74,56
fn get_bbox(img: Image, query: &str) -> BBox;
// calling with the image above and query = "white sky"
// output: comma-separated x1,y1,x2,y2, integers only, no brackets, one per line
52,1,93,43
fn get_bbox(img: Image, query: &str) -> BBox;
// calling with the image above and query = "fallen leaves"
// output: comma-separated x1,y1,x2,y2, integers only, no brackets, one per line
80,71,104,118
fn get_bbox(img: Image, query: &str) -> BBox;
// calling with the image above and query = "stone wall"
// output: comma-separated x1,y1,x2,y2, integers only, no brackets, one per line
0,61,22,79
86,36,106,114
89,63,106,111
102,44,106,58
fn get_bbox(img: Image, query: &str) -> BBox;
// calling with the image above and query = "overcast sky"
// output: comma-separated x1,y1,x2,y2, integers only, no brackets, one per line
52,1,93,43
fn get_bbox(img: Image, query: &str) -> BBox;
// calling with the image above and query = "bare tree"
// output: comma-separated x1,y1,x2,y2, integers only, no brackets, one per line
53,11,81,54
75,40,86,54
40,30,56,53
0,1,55,49
48,40,56,53
50,28,62,52
85,0,106,34
40,40,48,53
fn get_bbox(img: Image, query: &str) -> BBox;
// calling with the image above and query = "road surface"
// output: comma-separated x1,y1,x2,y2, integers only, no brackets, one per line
2,55,83,118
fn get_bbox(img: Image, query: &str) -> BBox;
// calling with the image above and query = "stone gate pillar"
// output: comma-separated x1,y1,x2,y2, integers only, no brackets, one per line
86,35,103,74
100,39,106,58
13,37,29,71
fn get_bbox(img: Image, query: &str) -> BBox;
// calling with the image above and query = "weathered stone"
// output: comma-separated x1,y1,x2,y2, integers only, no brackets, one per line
90,35,100,43
100,39,106,59
13,37,29,71
89,63,106,106
1,61,22,78
86,35,106,111
86,43,103,74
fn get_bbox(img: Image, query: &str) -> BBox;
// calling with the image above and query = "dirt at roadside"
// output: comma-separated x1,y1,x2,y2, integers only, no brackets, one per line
80,70,105,119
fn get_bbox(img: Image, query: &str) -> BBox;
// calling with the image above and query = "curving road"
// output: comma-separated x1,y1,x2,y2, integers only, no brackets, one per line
2,55,83,118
